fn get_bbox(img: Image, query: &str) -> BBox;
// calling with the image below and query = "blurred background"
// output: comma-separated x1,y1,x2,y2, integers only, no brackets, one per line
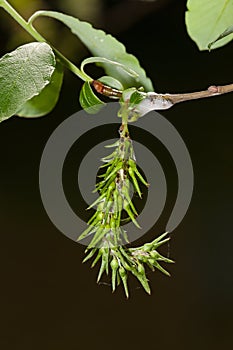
0,0,233,349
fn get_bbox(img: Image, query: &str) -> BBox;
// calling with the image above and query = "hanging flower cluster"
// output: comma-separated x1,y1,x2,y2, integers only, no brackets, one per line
78,102,173,297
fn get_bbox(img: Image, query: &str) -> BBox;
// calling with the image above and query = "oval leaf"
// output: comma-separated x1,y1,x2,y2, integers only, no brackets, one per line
185,0,233,50
0,42,55,122
29,11,154,91
17,60,64,117
79,81,105,114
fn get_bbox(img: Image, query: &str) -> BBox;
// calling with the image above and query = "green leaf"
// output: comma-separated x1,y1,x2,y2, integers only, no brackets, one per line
185,0,233,50
17,60,64,117
29,11,154,90
0,42,55,122
79,81,105,114
208,25,233,49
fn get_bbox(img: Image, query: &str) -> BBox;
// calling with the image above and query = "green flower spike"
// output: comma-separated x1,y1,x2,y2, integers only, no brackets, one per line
79,101,173,297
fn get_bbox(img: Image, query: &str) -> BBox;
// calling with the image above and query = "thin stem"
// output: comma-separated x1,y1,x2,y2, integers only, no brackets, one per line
164,84,233,105
119,103,129,138
50,47,92,81
93,80,233,106
0,0,91,82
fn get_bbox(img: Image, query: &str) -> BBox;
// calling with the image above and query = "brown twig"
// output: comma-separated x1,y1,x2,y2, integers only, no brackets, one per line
92,80,233,106
164,84,233,105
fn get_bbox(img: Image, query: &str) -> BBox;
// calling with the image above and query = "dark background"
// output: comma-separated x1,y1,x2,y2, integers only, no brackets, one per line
0,0,233,349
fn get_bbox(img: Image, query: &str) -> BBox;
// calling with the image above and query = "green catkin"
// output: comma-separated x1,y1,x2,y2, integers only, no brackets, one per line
80,125,172,296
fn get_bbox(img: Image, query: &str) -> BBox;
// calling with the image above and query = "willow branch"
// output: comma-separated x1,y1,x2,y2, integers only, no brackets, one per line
164,83,233,105
92,81,233,107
